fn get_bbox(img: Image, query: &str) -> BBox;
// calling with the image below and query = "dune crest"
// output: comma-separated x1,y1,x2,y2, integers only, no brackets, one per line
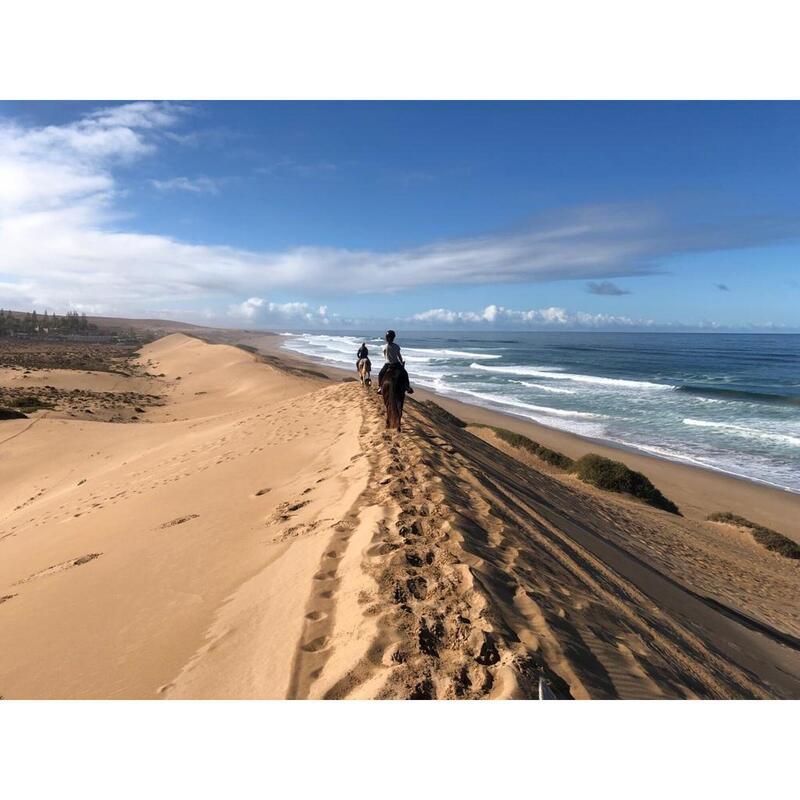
1,334,798,699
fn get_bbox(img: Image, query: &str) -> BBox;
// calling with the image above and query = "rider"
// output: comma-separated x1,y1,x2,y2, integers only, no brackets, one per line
356,341,369,371
377,330,413,395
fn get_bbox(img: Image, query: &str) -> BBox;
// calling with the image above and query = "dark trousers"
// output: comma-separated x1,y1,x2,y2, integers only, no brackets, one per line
379,363,411,390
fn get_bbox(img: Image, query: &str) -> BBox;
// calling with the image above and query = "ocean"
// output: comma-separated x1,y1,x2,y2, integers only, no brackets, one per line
280,331,800,493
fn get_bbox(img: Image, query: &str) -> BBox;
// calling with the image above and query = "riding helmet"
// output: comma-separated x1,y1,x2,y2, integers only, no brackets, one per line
385,329,396,342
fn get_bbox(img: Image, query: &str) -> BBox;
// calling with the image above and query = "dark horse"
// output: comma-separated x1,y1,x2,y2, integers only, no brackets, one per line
381,364,407,431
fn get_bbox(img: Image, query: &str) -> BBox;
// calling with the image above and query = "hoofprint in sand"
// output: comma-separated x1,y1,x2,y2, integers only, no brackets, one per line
1,334,799,699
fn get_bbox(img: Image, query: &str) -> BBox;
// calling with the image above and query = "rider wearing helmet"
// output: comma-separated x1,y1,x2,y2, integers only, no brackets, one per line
356,341,369,371
377,330,413,395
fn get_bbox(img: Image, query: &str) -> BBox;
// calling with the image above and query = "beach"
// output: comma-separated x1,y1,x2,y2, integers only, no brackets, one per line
243,331,800,535
1,332,799,699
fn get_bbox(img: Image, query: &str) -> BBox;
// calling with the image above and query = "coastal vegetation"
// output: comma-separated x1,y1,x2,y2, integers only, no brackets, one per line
472,420,680,514
0,309,95,336
572,453,681,515
707,512,800,559
0,407,28,420
482,424,576,471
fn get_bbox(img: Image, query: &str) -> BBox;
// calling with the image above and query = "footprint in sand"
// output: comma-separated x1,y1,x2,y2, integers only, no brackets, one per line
268,499,310,524
273,518,332,544
15,553,101,585
160,514,199,529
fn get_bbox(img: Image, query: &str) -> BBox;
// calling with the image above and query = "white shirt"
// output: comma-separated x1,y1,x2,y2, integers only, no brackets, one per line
383,342,403,364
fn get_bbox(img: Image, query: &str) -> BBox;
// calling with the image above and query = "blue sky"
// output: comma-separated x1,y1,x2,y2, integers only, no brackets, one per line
1,100,799,330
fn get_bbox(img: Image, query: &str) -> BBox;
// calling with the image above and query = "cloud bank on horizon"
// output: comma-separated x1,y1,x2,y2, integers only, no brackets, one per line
1,101,798,331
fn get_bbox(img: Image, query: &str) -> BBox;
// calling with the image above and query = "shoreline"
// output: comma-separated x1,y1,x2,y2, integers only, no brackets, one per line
235,331,800,539
4,331,799,699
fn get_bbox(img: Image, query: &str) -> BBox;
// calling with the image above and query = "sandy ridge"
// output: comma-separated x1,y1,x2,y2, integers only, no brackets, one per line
2,333,799,699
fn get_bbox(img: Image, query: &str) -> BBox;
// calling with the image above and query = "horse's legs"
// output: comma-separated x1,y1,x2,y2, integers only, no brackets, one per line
387,388,400,430
383,389,392,429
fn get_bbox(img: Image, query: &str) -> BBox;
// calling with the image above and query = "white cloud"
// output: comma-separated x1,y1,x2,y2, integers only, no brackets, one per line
410,304,650,328
256,158,339,178
0,101,189,220
1,202,669,315
227,297,331,325
150,176,220,194
230,296,264,319
88,102,186,131
0,103,797,322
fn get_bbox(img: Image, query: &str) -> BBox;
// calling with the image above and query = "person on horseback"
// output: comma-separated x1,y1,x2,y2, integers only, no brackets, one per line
376,330,413,395
356,341,369,371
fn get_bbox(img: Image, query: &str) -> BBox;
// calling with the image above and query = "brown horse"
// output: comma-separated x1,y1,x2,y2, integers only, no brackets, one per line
382,364,407,431
357,357,372,386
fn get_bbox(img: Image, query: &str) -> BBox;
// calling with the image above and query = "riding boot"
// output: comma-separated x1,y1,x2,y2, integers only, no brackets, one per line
403,366,414,394
377,364,388,394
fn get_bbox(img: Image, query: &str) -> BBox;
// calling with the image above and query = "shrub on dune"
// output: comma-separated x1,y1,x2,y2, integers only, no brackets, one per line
1,406,28,420
462,420,679,514
572,453,681,515
707,512,800,559
483,425,575,471
13,395,55,412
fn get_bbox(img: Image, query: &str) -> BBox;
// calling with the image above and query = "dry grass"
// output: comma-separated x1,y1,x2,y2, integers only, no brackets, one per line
481,425,575,471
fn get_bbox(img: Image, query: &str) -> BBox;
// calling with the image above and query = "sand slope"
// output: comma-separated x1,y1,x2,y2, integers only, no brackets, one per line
1,334,798,699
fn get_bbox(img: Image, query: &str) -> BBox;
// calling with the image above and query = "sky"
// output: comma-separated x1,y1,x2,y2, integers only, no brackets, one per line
1,100,799,331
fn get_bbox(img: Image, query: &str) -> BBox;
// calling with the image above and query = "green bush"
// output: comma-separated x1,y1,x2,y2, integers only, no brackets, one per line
12,395,55,412
484,425,575,471
572,453,680,514
470,423,679,514
708,512,800,560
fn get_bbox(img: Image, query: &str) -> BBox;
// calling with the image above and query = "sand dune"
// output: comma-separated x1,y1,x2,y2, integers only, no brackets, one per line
1,334,798,699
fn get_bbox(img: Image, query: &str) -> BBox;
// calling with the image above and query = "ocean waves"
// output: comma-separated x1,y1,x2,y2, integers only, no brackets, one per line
469,362,672,390
280,330,800,493
512,380,577,395
675,384,800,406
447,387,603,419
683,418,800,448
404,347,500,360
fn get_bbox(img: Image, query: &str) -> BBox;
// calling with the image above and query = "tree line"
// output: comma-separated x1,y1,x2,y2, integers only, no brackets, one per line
0,309,99,336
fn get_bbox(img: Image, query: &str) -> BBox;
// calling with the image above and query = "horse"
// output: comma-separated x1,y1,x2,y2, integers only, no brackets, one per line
357,357,372,386
381,364,407,431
